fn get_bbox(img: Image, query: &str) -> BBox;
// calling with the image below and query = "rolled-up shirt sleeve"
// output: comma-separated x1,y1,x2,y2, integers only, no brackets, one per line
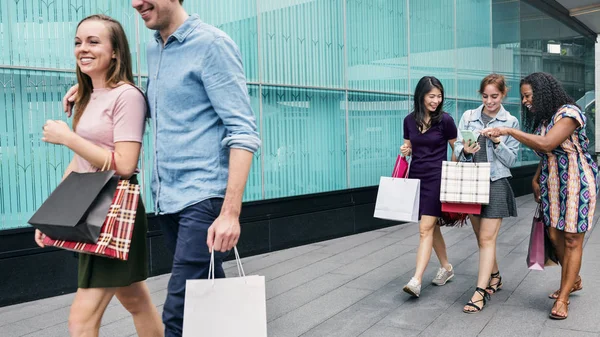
201,36,261,153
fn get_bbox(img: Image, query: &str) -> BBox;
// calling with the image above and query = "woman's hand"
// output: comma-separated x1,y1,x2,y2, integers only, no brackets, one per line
42,120,73,145
482,127,510,138
484,134,501,144
34,229,46,248
462,139,480,155
532,177,541,203
400,144,412,157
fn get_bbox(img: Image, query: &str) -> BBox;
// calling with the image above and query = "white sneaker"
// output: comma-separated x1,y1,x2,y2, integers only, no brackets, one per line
432,264,454,286
403,277,421,297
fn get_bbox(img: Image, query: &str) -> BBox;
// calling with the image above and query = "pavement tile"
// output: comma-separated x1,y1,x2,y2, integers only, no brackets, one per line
1,195,599,337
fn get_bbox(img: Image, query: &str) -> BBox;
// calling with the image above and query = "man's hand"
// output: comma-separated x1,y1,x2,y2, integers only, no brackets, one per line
206,214,241,253
63,84,79,117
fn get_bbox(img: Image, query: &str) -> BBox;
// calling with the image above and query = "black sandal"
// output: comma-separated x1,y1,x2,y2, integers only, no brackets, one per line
486,271,503,294
463,287,490,313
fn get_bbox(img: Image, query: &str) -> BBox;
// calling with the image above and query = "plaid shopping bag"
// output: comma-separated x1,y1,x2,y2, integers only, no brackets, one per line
440,161,490,205
42,180,140,261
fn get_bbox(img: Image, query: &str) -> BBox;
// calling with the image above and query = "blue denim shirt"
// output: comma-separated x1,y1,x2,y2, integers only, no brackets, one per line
146,14,260,214
454,104,520,181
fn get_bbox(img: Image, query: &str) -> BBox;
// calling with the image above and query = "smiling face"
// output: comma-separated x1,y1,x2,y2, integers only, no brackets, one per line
74,20,115,83
423,88,443,113
132,0,177,32
481,84,504,114
521,84,534,112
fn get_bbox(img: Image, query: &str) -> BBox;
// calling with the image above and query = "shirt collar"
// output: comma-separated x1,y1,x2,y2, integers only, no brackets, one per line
468,104,508,122
153,14,202,44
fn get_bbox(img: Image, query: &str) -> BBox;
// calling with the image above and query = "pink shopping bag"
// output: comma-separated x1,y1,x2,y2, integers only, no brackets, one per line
527,205,547,270
392,155,409,178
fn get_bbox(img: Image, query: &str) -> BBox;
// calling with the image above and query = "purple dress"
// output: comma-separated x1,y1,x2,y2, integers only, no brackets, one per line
403,113,457,218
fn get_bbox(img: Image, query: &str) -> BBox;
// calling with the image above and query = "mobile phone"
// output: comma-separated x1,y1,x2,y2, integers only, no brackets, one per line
461,130,478,144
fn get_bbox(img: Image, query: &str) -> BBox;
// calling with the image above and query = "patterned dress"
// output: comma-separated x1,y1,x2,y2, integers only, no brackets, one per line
536,105,598,233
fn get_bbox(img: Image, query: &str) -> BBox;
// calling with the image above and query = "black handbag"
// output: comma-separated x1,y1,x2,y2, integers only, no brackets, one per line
28,170,120,243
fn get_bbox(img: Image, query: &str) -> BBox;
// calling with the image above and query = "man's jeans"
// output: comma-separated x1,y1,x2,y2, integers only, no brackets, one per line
159,198,229,337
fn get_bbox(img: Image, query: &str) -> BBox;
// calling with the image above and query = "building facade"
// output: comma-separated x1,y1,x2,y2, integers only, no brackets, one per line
0,0,596,305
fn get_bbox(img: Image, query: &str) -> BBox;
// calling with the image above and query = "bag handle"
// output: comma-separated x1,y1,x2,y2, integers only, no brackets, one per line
207,246,245,285
97,151,116,172
392,155,412,179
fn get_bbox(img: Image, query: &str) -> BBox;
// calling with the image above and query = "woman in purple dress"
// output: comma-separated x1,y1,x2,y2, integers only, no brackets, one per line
401,76,458,298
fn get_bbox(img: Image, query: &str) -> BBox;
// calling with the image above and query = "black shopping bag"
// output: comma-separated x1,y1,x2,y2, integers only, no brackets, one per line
28,171,120,243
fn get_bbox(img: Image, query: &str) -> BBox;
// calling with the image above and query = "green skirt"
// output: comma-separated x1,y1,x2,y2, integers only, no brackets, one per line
78,178,149,288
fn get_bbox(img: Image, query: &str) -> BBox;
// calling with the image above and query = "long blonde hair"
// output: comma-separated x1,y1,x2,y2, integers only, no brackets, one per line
73,15,134,130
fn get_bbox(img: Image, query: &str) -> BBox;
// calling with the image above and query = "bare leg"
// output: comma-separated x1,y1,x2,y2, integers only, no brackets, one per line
464,218,502,312
548,227,581,298
470,215,499,274
116,281,164,337
432,224,451,270
68,288,117,337
552,232,585,318
413,215,443,282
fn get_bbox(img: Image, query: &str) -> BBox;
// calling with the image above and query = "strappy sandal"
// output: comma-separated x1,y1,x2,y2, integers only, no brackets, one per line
463,287,490,314
549,299,569,320
549,276,582,299
486,271,503,294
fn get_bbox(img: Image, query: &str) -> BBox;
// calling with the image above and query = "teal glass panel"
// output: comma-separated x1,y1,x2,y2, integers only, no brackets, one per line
346,0,409,93
0,1,139,74
139,0,259,80
444,99,457,158
244,84,262,201
409,0,456,98
443,98,458,121
348,92,408,188
262,86,346,198
260,0,345,87
492,0,521,105
135,76,155,213
456,0,492,100
457,99,482,119
0,69,76,230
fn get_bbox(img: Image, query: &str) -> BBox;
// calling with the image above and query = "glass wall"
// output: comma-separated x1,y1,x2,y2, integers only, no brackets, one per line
0,0,596,229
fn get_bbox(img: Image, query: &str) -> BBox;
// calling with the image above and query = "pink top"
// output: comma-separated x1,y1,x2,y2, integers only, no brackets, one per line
75,83,146,173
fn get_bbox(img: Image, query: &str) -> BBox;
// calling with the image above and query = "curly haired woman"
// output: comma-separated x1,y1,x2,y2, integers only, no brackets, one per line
484,72,597,320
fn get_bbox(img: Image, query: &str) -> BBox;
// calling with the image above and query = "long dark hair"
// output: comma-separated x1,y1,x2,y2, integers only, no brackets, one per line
74,15,135,130
412,76,445,131
521,72,578,131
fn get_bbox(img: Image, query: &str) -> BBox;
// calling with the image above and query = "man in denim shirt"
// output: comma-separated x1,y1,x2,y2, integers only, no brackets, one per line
64,1,260,336
135,1,260,336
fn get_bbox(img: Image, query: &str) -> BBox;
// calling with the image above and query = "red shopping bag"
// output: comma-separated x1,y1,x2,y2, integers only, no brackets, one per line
441,202,481,215
42,180,139,261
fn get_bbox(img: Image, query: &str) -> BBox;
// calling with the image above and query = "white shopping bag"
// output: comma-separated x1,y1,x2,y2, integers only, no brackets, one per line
182,248,267,337
374,176,420,222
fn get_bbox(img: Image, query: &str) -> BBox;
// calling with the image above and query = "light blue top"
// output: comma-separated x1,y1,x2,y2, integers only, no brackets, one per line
454,104,520,181
146,14,260,214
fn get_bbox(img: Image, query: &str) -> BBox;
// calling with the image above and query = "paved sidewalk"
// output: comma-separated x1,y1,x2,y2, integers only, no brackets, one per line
1,194,599,337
